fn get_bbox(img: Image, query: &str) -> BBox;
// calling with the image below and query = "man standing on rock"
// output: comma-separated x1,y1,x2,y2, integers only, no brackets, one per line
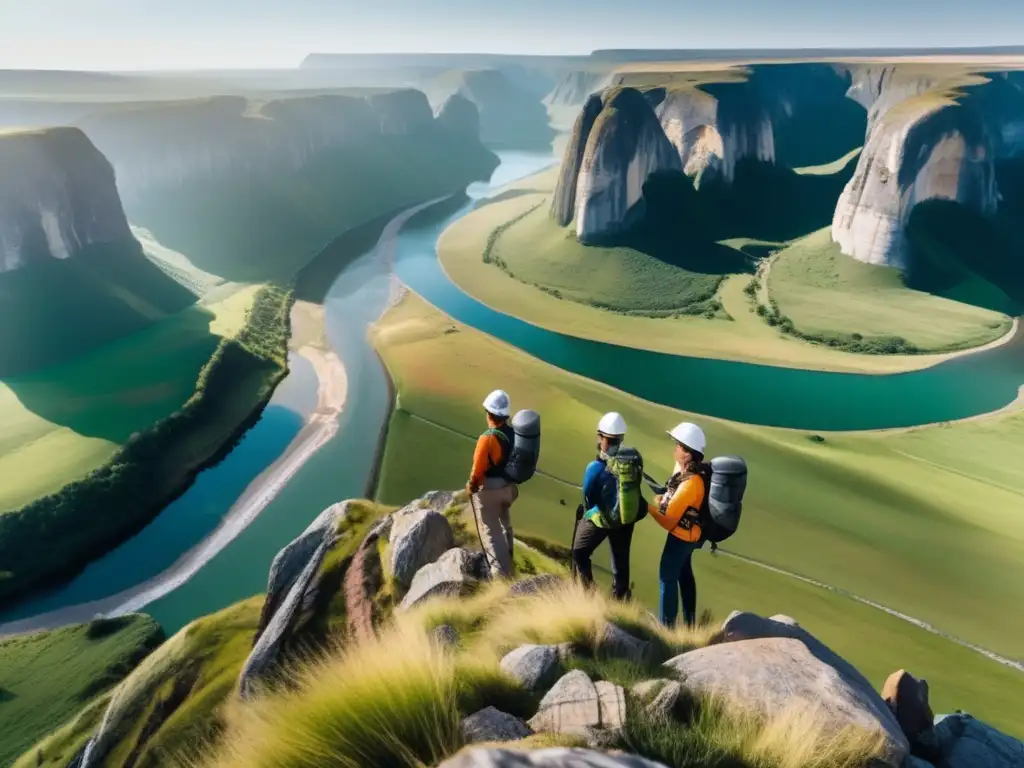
467,389,519,578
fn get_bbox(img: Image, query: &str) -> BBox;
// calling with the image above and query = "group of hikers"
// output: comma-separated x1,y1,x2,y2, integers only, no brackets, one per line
466,389,746,629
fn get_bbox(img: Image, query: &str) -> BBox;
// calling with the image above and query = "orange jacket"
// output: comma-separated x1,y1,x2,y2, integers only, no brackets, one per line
648,473,706,543
469,432,506,488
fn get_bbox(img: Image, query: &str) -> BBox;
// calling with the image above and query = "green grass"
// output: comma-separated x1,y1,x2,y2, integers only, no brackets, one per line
487,195,728,315
372,293,1024,735
0,614,164,767
0,239,198,377
767,228,1012,351
0,285,260,513
127,132,498,284
438,168,988,374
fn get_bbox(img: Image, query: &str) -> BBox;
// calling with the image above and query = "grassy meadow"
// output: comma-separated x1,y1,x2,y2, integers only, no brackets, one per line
0,614,164,767
371,292,1024,733
0,285,260,513
767,229,1013,351
438,169,1007,373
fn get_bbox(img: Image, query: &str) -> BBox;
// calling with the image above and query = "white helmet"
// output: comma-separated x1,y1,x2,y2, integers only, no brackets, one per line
597,412,627,437
482,389,511,417
667,422,706,454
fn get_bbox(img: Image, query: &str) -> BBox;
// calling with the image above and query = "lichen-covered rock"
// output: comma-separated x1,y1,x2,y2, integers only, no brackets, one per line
461,707,534,744
933,713,1024,768
882,669,934,745
665,635,908,765
499,644,561,692
389,504,456,589
398,547,483,611
574,87,682,243
439,747,670,767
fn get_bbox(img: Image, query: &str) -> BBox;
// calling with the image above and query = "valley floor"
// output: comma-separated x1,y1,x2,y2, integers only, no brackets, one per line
438,169,1016,374
370,290,1024,735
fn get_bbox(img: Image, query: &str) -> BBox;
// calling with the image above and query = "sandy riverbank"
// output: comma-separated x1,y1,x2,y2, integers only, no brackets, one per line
0,335,348,637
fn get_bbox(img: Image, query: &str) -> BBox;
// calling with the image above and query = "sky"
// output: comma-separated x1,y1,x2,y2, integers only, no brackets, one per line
1,0,1023,71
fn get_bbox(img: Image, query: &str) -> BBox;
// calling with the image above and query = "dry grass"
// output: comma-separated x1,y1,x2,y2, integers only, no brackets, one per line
197,583,892,768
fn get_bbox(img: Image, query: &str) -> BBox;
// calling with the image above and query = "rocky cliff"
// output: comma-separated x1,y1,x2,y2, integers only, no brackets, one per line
552,65,866,241
562,87,682,242
429,68,556,150
436,93,482,140
0,127,131,271
544,70,614,110
77,90,457,203
831,69,1024,269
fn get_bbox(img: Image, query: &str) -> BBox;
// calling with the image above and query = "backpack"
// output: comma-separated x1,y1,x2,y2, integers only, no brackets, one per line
490,410,541,484
694,456,747,544
603,446,648,527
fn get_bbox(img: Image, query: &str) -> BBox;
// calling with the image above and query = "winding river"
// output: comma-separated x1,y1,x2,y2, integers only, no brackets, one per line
2,149,1022,637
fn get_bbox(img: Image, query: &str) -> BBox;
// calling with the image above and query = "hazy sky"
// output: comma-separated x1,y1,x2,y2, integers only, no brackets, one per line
1,0,1022,70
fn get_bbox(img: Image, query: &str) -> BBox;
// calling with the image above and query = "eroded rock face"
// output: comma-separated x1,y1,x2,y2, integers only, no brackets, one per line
0,127,132,271
574,87,682,243
389,503,456,589
239,502,354,698
551,93,604,226
831,99,997,268
665,636,909,766
368,88,436,135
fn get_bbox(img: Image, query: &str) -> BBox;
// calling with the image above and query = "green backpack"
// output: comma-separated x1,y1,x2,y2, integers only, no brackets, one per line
603,446,647,527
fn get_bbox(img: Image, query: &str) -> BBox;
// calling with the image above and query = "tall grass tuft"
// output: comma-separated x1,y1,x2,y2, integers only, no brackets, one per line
202,625,461,768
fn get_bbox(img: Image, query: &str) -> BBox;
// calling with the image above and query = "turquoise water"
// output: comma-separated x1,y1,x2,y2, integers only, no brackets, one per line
395,159,1024,431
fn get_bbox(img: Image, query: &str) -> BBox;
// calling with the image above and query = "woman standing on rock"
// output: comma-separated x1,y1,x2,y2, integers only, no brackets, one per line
648,422,707,628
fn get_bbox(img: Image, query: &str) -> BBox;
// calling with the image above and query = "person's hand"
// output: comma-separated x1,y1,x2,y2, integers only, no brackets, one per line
466,482,479,496
653,494,663,507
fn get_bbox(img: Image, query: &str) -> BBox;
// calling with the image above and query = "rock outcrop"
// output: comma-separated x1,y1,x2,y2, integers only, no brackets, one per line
499,644,562,692
0,127,132,271
544,70,614,111
388,503,456,589
461,707,534,744
831,67,1024,269
368,88,436,135
573,87,682,243
527,670,626,740
882,669,935,747
398,546,486,611
668,612,910,765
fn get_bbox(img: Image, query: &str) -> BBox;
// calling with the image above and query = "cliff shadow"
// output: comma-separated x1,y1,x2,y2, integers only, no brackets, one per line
2,304,221,444
609,158,856,274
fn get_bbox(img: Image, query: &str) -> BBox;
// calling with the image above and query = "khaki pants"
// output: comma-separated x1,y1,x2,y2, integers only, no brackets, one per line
473,483,519,578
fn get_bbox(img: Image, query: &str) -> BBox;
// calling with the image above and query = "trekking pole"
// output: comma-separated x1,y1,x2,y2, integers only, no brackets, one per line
642,472,666,494
569,504,583,579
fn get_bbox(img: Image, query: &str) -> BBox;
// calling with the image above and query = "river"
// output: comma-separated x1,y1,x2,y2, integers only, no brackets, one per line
2,148,1022,636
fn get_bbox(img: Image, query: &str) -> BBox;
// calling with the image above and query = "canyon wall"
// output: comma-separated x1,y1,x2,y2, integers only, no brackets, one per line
831,68,1024,268
77,88,481,204
0,127,132,272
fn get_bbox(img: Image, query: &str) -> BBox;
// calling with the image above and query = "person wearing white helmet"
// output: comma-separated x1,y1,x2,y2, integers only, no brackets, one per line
647,421,708,628
467,389,519,578
572,412,637,600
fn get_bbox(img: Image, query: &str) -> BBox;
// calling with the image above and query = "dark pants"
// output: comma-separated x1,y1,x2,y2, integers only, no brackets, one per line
572,518,634,599
659,534,700,628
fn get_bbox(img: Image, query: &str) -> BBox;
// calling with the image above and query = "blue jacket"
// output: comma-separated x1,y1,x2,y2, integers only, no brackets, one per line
582,458,618,527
